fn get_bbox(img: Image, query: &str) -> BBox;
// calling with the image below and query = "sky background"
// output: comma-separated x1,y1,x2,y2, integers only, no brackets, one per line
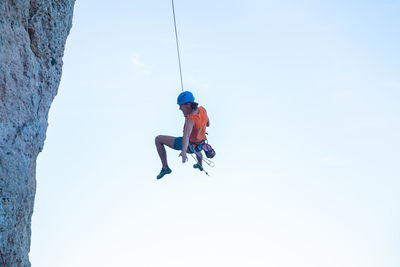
29,0,400,266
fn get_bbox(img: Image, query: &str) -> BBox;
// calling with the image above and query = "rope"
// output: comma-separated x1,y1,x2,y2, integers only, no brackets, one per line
192,152,215,168
0,249,6,267
202,156,215,168
171,0,184,91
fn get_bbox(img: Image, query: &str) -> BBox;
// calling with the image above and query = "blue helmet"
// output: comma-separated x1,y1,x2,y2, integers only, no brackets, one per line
177,91,195,105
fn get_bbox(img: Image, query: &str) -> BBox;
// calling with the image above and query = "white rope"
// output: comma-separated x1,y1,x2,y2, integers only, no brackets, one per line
171,0,184,91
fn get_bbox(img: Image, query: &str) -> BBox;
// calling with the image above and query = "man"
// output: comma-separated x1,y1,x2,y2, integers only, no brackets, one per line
155,91,210,179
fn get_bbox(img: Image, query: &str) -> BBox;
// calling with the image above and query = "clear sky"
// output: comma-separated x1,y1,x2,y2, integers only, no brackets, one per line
30,1,399,266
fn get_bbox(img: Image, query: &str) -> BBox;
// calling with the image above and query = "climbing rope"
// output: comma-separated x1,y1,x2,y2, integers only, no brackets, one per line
202,156,215,168
171,0,184,91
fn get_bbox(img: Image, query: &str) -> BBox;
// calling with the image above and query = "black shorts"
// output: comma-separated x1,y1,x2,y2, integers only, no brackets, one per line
174,137,204,154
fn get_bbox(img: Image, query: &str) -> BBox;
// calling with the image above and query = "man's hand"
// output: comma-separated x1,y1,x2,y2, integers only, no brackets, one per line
179,151,188,163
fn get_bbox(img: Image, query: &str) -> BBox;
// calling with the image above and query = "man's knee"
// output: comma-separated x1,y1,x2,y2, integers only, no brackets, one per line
155,135,162,145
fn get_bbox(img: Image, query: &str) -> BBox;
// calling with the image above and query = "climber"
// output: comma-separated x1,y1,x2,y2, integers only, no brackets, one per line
155,91,210,179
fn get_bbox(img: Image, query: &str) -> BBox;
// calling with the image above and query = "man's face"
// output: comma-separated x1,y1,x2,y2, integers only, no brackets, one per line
179,103,190,116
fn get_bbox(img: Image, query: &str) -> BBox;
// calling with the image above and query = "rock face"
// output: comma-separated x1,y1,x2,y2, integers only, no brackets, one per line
0,0,75,265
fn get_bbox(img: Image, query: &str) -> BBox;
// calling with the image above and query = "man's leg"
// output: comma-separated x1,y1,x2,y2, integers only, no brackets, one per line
195,152,203,166
155,135,176,169
193,152,204,171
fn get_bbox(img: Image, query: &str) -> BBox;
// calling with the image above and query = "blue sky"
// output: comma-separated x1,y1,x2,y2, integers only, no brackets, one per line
30,1,399,266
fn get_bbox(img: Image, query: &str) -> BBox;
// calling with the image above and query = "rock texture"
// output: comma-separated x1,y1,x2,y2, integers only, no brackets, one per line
0,1,75,265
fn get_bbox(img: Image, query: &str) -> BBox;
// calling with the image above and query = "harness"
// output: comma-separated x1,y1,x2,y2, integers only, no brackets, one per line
187,137,216,175
188,137,215,159
188,140,206,154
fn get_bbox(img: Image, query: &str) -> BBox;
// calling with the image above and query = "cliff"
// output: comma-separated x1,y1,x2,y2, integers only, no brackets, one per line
0,0,75,265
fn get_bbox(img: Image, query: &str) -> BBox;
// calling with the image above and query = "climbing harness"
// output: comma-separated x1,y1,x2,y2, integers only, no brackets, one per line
188,139,216,176
0,248,6,267
171,0,184,91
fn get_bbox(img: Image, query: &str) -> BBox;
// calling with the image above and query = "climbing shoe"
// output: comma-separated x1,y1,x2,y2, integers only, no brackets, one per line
157,167,172,179
193,164,204,171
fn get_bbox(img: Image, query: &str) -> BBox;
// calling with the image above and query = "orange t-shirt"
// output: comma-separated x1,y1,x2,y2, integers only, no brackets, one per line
188,107,209,143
